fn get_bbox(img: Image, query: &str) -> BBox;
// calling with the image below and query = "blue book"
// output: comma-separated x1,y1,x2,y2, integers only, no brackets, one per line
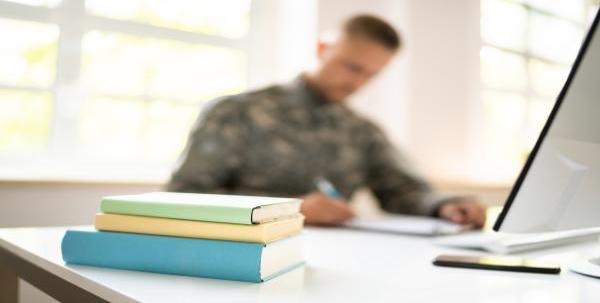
61,229,304,283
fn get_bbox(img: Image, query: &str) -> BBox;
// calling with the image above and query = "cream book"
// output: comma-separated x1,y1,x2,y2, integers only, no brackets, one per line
95,213,304,244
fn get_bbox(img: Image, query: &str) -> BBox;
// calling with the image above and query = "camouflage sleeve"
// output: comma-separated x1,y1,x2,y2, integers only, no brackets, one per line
166,96,247,193
363,122,443,216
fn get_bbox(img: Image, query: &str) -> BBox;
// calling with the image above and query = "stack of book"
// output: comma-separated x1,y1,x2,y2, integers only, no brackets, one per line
61,192,305,283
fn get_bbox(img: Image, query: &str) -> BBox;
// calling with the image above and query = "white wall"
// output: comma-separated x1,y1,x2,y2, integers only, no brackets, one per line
248,0,318,89
0,182,160,228
404,0,485,183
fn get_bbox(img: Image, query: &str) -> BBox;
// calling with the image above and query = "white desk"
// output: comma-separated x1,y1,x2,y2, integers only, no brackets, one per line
1,226,600,303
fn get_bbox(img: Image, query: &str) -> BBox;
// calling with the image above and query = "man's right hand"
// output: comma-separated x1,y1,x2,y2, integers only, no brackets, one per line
300,192,355,226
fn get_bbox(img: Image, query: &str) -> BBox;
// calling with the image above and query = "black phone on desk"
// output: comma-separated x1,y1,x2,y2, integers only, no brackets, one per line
433,254,561,274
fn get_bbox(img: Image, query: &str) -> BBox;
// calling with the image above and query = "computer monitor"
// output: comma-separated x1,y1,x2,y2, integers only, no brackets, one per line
494,7,600,277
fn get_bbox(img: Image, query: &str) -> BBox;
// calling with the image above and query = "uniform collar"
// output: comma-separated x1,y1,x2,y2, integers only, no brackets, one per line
291,75,334,107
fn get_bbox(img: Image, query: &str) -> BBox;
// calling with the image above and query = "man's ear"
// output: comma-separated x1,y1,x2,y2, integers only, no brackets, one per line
316,40,329,60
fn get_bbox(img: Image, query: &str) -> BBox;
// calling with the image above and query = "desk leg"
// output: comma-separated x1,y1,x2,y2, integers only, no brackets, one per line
0,262,18,303
0,247,108,303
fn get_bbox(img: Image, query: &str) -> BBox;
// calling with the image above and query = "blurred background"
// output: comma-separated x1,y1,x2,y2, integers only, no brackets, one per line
1,1,599,301
1,0,599,223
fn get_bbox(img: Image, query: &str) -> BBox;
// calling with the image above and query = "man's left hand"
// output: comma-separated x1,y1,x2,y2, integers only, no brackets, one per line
437,196,487,228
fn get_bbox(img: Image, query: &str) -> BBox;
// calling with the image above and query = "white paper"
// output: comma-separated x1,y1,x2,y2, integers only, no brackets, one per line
344,214,469,236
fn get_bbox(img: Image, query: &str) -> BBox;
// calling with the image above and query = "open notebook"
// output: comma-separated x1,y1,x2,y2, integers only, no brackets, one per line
344,214,471,236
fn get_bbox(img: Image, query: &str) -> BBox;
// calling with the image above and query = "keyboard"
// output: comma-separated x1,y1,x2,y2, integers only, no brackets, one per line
433,228,600,254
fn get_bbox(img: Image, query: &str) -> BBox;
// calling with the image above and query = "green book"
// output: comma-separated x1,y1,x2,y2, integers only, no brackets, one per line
100,192,302,225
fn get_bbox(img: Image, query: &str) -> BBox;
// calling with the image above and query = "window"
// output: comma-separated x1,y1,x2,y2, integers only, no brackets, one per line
480,0,597,179
79,31,246,161
0,0,252,180
0,18,58,155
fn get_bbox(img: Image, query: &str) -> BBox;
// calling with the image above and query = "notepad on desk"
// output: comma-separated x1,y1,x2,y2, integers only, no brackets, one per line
344,214,471,236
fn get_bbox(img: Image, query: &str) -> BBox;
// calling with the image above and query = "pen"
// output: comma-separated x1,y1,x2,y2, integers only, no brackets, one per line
314,176,342,199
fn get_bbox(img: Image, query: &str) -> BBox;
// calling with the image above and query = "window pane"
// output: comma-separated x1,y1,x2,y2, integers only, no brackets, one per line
481,46,527,91
525,98,553,149
85,0,251,38
524,0,586,21
78,97,199,162
482,0,528,51
144,101,199,161
81,31,246,101
529,13,584,63
483,90,528,170
0,18,59,88
529,60,570,97
78,97,145,159
0,89,52,154
589,6,599,23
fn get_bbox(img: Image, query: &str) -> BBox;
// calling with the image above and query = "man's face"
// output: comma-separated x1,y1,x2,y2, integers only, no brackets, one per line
314,36,396,103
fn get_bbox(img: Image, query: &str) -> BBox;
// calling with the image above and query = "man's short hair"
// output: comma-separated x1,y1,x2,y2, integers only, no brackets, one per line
343,14,401,50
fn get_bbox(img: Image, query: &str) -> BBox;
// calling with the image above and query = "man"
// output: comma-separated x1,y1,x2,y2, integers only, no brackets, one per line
167,15,486,227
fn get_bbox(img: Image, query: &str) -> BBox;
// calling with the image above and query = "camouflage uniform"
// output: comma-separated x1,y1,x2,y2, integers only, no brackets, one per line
167,77,443,216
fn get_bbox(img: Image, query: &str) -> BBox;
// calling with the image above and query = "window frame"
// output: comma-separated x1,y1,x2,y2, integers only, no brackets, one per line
480,0,594,166
0,0,256,182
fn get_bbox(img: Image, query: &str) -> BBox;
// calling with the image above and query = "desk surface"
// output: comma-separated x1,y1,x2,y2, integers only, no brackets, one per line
1,226,600,303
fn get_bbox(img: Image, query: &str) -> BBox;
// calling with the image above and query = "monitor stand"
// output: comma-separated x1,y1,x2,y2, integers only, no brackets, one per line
569,257,600,278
